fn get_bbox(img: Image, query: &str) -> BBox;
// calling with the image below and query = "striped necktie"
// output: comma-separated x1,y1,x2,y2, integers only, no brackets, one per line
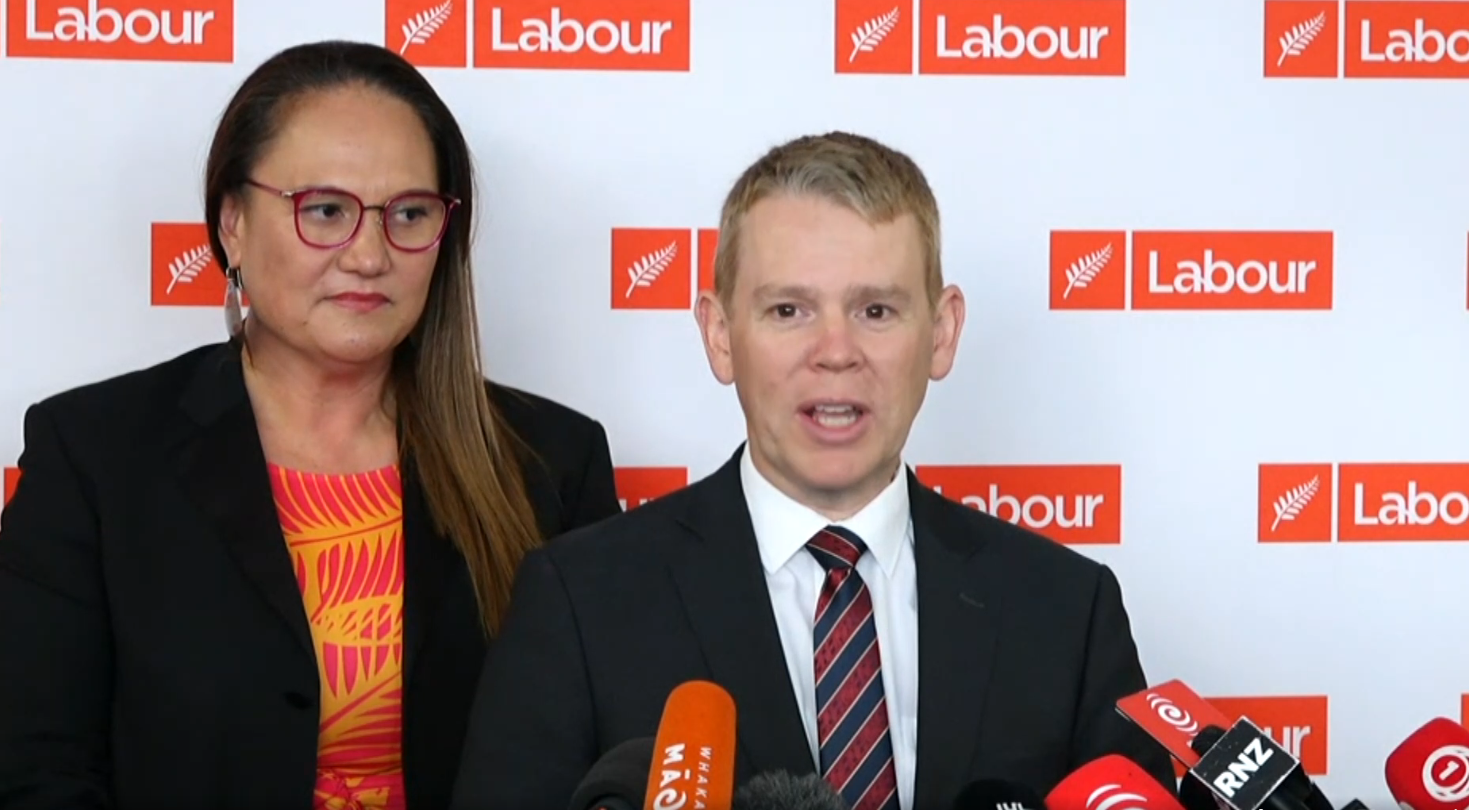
807,525,900,810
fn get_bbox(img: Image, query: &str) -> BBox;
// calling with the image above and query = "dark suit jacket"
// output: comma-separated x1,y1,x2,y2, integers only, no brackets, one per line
450,446,1176,810
0,341,624,810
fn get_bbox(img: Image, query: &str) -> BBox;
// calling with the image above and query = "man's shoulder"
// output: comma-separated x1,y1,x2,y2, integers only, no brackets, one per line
919,484,1112,586
542,475,700,563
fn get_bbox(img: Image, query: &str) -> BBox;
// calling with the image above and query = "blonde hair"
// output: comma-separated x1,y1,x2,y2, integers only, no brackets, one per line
711,131,942,307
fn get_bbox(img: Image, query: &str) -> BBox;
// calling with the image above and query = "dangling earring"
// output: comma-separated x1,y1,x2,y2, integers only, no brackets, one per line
224,265,244,338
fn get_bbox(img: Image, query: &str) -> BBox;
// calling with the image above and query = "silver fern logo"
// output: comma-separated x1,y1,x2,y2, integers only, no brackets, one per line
624,241,679,298
1271,475,1321,532
1277,12,1326,66
1063,243,1113,299
165,245,214,295
400,1,453,55
849,7,900,63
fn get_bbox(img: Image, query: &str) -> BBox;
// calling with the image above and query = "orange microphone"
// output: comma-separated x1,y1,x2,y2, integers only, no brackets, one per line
642,680,738,810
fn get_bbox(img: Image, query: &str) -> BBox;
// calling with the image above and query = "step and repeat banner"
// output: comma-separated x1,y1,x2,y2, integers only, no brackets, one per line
2,0,1468,805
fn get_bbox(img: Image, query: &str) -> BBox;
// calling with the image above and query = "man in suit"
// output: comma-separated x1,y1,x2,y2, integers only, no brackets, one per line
450,131,1175,810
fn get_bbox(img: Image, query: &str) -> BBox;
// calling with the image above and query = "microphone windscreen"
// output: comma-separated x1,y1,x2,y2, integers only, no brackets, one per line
1385,717,1469,810
642,680,738,810
1179,774,1230,810
731,771,848,810
953,778,1048,810
566,736,655,810
1189,725,1227,756
1047,754,1184,810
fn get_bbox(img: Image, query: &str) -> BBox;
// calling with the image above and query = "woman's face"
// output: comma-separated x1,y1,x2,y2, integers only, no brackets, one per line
219,84,447,369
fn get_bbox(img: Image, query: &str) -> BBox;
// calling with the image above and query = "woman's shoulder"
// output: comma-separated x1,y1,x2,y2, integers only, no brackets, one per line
485,380,606,443
28,342,234,427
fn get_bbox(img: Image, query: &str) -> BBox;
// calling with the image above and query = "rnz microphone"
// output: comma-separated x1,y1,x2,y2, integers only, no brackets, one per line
953,778,1048,810
1185,719,1312,810
568,737,656,810
643,680,738,810
1046,754,1184,810
1385,717,1469,810
730,772,846,810
1182,726,1341,810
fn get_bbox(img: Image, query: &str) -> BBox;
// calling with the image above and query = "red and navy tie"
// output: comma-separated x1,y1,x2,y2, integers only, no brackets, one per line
807,525,900,810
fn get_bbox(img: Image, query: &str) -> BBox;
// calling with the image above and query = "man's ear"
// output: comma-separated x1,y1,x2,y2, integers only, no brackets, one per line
928,284,966,381
694,290,735,386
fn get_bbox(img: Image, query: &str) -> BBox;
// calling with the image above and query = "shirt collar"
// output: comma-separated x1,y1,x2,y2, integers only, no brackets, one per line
739,443,911,579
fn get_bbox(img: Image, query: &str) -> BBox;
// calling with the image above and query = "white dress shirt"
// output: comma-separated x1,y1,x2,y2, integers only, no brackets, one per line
738,445,919,810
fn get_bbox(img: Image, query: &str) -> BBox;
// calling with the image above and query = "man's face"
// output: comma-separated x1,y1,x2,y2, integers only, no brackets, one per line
696,192,965,518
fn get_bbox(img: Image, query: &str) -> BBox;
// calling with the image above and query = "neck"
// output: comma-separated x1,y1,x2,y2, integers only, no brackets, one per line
239,327,396,441
750,447,901,522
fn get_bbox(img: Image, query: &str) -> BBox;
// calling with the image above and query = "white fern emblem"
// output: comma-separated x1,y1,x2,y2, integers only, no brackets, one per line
400,1,453,55
1062,243,1113,299
1270,475,1320,532
848,7,900,63
165,245,214,295
624,241,679,299
1276,12,1326,66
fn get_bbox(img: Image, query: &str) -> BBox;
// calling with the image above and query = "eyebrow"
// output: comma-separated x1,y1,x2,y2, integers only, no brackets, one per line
291,182,444,198
751,283,913,303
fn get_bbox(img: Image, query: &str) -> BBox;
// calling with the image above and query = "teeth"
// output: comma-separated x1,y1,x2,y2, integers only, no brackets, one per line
812,405,858,428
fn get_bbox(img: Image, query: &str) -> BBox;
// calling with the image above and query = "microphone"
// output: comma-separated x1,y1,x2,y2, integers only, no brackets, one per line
567,737,656,810
1385,717,1469,810
953,778,1048,810
1115,682,1340,810
642,680,738,810
1046,754,1184,810
1189,721,1346,810
1115,680,1234,769
1184,717,1312,810
730,772,847,810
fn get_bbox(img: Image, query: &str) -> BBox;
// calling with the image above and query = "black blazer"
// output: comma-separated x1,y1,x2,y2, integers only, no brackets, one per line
0,341,623,810
449,446,1176,810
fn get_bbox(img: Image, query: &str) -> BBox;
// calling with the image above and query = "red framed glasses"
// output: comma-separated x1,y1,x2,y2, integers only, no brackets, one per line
245,179,459,253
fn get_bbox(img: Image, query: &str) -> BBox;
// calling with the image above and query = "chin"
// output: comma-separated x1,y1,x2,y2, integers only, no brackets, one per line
314,334,400,366
790,451,886,493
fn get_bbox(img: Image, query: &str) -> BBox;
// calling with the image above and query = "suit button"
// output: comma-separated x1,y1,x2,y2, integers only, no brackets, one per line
283,691,315,710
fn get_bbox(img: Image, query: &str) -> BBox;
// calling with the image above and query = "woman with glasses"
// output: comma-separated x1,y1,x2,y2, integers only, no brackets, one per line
0,40,622,810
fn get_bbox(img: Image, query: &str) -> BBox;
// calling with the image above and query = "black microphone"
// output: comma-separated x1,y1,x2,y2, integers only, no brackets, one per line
1179,727,1231,810
731,772,848,810
1191,723,1342,810
1185,720,1324,810
953,778,1048,810
566,736,655,810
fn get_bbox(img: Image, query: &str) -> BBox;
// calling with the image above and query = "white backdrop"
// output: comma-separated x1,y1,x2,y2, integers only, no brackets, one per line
2,1,1467,807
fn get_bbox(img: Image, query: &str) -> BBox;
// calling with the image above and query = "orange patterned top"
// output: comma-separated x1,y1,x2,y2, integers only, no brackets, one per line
269,462,407,810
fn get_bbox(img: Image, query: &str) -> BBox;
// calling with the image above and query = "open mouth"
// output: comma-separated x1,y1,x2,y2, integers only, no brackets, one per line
803,403,865,429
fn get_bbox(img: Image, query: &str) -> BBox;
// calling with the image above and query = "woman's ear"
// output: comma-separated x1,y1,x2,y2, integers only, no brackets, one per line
218,192,247,269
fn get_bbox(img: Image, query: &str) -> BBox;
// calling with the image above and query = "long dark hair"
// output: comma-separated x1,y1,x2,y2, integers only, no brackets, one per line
204,40,540,636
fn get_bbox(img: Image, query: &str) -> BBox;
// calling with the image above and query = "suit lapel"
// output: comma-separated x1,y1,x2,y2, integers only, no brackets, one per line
909,471,1003,810
669,449,816,781
398,457,458,687
173,341,314,664
171,343,465,684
